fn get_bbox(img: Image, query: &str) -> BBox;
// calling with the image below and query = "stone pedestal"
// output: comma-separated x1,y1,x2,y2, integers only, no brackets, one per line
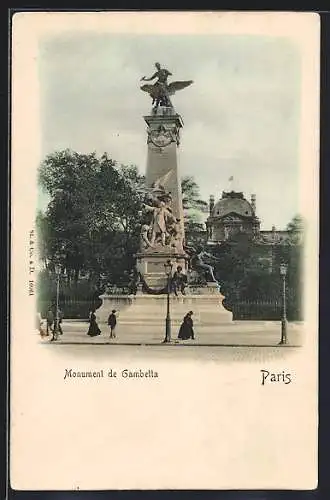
96,286,233,327
136,250,187,288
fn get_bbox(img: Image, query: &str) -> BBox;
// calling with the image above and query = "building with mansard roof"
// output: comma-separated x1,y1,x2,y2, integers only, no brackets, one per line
206,190,303,246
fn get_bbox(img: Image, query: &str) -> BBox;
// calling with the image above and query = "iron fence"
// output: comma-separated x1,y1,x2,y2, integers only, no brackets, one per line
224,298,302,321
38,297,102,320
38,293,302,321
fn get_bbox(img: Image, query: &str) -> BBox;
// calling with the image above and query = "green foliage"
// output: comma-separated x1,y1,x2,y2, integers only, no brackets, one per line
210,232,303,320
286,214,304,233
181,175,208,223
211,234,273,299
181,175,208,246
37,270,102,319
37,149,144,287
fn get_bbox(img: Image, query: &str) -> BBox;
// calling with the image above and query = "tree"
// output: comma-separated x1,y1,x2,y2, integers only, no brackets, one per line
211,234,275,301
181,176,208,247
286,214,304,233
207,215,304,320
181,176,208,223
36,210,52,270
37,149,144,287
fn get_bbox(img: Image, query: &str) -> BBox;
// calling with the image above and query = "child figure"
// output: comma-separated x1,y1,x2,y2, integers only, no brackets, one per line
107,310,117,339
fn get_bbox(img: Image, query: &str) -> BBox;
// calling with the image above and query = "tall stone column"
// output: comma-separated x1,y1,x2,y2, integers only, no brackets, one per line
145,110,184,223
136,107,188,289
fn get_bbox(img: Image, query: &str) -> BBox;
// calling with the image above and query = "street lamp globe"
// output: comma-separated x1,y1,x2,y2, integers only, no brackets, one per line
54,263,61,275
280,263,288,276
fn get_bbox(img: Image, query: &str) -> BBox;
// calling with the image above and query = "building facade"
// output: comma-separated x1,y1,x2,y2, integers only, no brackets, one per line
206,190,303,247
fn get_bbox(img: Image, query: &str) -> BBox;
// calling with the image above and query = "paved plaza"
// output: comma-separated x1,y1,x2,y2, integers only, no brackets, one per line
43,320,304,347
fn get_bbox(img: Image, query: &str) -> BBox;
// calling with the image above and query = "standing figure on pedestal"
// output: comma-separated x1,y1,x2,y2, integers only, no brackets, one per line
172,266,187,296
140,62,193,110
140,224,153,249
142,200,176,247
168,218,184,253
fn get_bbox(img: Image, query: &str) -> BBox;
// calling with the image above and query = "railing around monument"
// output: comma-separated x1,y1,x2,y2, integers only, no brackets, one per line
38,286,130,320
224,298,302,321
38,296,103,321
226,299,281,321
38,290,301,321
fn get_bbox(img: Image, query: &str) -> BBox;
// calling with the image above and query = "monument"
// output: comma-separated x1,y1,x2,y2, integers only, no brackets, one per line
136,62,192,288
97,63,233,327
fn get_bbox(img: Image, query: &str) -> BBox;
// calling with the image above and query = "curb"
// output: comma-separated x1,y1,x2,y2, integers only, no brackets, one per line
42,341,302,348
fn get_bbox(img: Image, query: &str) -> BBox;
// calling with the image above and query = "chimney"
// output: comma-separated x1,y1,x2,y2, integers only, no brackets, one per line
251,194,256,214
209,195,215,215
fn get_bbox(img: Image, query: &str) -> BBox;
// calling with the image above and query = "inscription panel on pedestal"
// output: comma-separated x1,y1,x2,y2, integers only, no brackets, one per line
146,262,166,274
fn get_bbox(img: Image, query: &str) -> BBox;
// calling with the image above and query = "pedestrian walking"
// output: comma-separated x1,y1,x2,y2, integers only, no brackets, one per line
107,309,117,338
87,309,101,337
178,311,195,340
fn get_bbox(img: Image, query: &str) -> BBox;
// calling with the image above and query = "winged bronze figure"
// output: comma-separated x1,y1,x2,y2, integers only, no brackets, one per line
140,62,193,109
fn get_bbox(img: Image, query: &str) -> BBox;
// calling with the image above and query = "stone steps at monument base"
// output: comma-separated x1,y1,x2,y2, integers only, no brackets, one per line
96,311,232,326
96,293,233,325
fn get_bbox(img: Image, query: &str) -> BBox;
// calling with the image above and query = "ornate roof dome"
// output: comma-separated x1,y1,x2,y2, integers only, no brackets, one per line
212,191,254,218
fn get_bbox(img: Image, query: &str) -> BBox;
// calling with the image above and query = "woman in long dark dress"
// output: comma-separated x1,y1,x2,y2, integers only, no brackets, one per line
178,311,195,340
87,309,101,337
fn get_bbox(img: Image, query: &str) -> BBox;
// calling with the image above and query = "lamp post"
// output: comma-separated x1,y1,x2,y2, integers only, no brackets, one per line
51,261,61,341
51,245,65,342
163,259,173,343
278,263,288,345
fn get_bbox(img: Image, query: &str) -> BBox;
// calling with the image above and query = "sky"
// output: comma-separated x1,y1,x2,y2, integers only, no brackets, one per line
38,32,301,229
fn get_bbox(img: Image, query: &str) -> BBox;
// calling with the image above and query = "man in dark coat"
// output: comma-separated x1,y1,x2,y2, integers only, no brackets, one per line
107,310,117,338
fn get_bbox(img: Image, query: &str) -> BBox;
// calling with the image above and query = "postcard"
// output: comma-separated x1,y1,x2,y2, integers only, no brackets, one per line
10,11,319,490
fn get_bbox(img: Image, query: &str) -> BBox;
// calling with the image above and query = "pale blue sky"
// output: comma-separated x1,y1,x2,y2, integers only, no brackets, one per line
38,33,301,229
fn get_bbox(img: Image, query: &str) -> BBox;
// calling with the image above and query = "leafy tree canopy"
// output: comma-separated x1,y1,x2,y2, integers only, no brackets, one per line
181,175,208,224
37,149,144,286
